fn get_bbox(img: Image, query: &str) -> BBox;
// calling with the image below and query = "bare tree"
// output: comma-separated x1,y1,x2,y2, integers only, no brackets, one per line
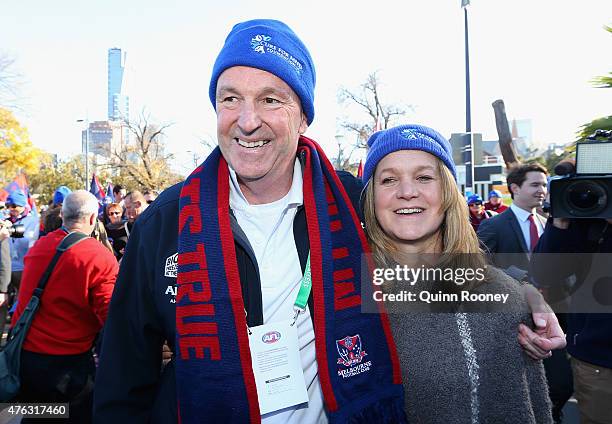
107,111,182,190
199,134,217,157
0,53,25,110
338,71,411,150
333,134,358,170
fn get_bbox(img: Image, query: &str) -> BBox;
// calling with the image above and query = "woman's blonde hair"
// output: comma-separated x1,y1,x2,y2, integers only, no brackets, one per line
363,157,487,290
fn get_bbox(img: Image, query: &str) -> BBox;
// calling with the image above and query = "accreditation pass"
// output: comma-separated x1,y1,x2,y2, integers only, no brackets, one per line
248,319,308,414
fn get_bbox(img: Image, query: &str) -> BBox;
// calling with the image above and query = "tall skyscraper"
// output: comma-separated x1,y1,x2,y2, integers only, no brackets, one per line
107,48,129,121
83,121,126,157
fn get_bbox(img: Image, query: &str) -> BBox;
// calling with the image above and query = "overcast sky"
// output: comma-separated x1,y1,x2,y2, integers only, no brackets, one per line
3,0,611,174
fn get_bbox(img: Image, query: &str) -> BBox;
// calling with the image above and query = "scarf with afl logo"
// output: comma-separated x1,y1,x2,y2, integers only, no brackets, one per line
176,136,406,423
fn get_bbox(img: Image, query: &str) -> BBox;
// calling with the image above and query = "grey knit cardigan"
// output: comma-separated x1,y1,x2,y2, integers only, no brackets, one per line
388,267,553,424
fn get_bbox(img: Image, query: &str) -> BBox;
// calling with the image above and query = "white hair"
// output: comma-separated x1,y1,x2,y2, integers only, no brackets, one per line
61,190,99,227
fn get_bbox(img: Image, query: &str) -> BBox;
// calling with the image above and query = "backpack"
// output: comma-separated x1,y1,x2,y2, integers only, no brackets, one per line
0,231,88,401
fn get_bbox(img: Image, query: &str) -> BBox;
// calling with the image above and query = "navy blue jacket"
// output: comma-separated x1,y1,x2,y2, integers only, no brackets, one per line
93,170,363,423
530,218,612,368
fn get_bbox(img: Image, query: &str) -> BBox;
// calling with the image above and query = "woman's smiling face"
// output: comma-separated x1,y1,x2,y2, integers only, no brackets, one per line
373,150,445,254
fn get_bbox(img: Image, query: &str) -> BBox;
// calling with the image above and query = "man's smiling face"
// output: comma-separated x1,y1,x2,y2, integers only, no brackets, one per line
215,66,307,188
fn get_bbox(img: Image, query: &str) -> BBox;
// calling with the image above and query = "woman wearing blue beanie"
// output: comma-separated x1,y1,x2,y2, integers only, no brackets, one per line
362,124,553,423
467,193,497,232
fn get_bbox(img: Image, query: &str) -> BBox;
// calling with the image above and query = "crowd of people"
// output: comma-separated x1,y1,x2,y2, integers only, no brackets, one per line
0,185,160,422
0,17,609,424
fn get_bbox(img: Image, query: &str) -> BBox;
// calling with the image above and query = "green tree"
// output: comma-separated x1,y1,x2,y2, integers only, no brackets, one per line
29,154,120,205
577,26,612,141
29,154,88,205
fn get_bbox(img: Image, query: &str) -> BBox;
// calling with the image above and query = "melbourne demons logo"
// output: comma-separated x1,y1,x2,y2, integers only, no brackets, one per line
336,335,367,367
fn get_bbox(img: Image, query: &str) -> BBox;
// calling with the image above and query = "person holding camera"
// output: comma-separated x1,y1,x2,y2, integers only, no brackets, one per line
5,189,39,293
0,189,39,337
531,216,612,424
0,216,26,334
0,224,10,325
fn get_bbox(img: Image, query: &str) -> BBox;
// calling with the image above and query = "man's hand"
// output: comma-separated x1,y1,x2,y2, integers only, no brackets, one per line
162,341,173,366
519,285,566,360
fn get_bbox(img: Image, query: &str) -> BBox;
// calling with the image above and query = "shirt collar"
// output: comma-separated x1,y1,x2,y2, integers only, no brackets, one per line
510,202,534,222
229,159,303,211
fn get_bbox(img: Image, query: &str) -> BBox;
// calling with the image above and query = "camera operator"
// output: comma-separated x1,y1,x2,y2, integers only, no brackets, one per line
531,214,612,424
0,222,10,311
5,189,39,307
0,215,25,335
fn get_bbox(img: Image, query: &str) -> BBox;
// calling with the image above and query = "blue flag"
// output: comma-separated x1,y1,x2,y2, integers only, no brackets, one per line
89,174,106,201
89,174,106,214
106,182,115,202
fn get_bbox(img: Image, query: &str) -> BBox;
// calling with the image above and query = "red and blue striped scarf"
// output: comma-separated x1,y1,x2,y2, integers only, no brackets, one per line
176,136,405,423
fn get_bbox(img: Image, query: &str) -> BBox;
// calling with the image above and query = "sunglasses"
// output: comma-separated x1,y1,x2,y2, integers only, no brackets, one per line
7,204,19,209
469,202,483,206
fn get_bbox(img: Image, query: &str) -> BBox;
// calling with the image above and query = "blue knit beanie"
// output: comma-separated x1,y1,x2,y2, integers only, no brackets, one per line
7,189,27,207
363,124,457,183
53,185,72,205
209,19,316,124
488,189,502,199
467,194,483,205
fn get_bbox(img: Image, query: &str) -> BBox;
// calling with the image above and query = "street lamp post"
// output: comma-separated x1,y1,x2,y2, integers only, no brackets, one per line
77,119,89,190
461,0,474,195
186,150,199,168
463,2,471,133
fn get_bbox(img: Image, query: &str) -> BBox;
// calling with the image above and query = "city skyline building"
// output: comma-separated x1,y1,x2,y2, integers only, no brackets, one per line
107,47,129,121
82,120,127,173
510,118,534,156
511,119,533,146
79,47,132,177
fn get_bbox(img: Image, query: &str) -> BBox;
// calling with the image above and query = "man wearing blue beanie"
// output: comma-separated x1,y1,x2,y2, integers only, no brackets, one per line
96,19,408,424
52,185,72,206
38,185,73,237
209,19,316,125
485,189,508,213
466,193,496,232
3,188,39,328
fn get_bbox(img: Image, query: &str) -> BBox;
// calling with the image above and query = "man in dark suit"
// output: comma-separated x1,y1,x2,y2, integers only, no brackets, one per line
478,162,572,424
477,163,547,281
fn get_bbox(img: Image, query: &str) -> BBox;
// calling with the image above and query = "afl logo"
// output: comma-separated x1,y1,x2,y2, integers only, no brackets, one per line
262,331,281,344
